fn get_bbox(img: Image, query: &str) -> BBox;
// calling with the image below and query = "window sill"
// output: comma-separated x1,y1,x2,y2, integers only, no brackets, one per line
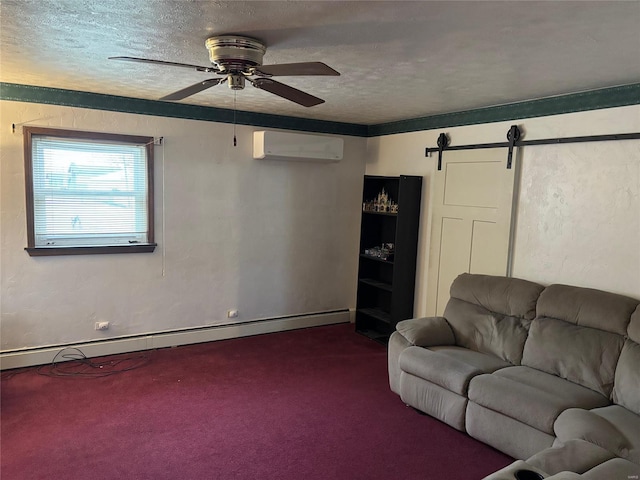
25,244,157,256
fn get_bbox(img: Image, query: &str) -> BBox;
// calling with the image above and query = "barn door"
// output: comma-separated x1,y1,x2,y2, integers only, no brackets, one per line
426,147,518,316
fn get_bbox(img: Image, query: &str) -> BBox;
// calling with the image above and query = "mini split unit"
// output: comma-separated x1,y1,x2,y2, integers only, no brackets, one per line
253,131,343,162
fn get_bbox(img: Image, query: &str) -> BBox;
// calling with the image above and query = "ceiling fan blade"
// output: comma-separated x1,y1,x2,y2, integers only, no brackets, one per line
253,62,340,77
108,56,217,73
251,78,325,107
160,78,225,101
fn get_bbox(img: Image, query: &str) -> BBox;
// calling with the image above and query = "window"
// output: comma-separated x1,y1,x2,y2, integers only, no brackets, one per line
23,127,156,256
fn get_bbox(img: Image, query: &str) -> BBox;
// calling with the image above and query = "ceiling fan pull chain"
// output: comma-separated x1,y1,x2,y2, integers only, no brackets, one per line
233,91,237,147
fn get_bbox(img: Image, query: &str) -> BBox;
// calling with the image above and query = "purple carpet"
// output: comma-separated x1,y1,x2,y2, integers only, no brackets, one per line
1,324,512,479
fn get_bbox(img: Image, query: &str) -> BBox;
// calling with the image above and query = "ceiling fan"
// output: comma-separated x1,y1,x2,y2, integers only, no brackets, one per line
109,35,340,107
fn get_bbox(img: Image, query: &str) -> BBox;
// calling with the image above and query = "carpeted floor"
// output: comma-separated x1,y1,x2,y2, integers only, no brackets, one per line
1,324,512,479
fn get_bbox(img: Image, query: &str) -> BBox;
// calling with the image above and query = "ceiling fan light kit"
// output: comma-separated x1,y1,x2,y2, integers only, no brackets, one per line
109,35,340,107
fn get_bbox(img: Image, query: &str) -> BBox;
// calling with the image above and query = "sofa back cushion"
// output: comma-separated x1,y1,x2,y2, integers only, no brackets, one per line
628,304,640,344
613,305,640,414
522,284,638,397
443,273,544,364
535,284,635,335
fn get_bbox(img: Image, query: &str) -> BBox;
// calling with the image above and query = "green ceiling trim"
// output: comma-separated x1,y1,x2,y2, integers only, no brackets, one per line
2,82,639,138
0,83,368,137
368,83,640,137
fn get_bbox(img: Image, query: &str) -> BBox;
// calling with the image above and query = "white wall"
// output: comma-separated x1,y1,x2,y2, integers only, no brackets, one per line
3,100,638,354
366,105,640,315
0,101,367,351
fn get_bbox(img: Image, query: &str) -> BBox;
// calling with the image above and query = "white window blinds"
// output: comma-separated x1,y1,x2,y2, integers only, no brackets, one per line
31,135,150,247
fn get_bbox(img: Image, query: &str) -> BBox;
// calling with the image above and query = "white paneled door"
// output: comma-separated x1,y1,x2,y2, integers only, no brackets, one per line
426,148,518,316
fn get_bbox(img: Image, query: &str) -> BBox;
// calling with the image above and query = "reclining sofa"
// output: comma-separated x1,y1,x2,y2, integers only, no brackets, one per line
388,273,640,479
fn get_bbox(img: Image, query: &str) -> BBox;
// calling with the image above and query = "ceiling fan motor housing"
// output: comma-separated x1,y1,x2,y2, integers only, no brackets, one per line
205,35,266,73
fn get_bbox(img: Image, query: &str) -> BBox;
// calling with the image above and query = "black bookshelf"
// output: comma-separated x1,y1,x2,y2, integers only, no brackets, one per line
355,175,422,344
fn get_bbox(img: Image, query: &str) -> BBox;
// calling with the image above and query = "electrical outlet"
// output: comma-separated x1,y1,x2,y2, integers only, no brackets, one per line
227,309,238,319
95,321,110,331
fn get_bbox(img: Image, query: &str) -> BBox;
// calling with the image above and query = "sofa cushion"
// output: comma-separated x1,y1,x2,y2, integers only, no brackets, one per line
628,305,640,344
554,408,631,459
521,284,637,398
395,316,455,347
538,459,640,480
527,439,615,476
467,401,556,460
542,473,583,480
613,306,640,415
444,274,544,366
445,299,532,365
522,317,625,397
449,273,544,321
535,284,638,335
613,340,640,415
589,405,640,465
468,366,610,434
581,458,640,479
399,345,510,396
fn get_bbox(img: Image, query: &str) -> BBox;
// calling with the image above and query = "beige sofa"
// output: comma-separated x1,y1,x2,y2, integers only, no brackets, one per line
388,273,640,479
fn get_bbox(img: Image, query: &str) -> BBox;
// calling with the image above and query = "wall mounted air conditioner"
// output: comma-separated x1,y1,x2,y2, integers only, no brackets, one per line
253,130,343,162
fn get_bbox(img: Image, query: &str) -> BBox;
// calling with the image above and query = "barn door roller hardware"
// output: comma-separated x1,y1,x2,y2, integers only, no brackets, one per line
436,133,450,171
506,125,521,169
426,126,640,170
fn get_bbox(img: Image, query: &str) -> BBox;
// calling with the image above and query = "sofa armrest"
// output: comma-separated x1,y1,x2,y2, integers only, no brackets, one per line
395,316,455,347
554,408,631,459
527,439,614,476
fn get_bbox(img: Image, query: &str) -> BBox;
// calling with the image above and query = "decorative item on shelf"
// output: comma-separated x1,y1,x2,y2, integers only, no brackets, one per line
364,243,395,261
362,188,398,214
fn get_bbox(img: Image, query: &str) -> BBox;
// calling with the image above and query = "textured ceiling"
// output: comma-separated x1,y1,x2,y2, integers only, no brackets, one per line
1,0,639,125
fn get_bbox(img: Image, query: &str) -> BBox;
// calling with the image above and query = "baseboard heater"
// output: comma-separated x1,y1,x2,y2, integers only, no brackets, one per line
0,309,350,370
